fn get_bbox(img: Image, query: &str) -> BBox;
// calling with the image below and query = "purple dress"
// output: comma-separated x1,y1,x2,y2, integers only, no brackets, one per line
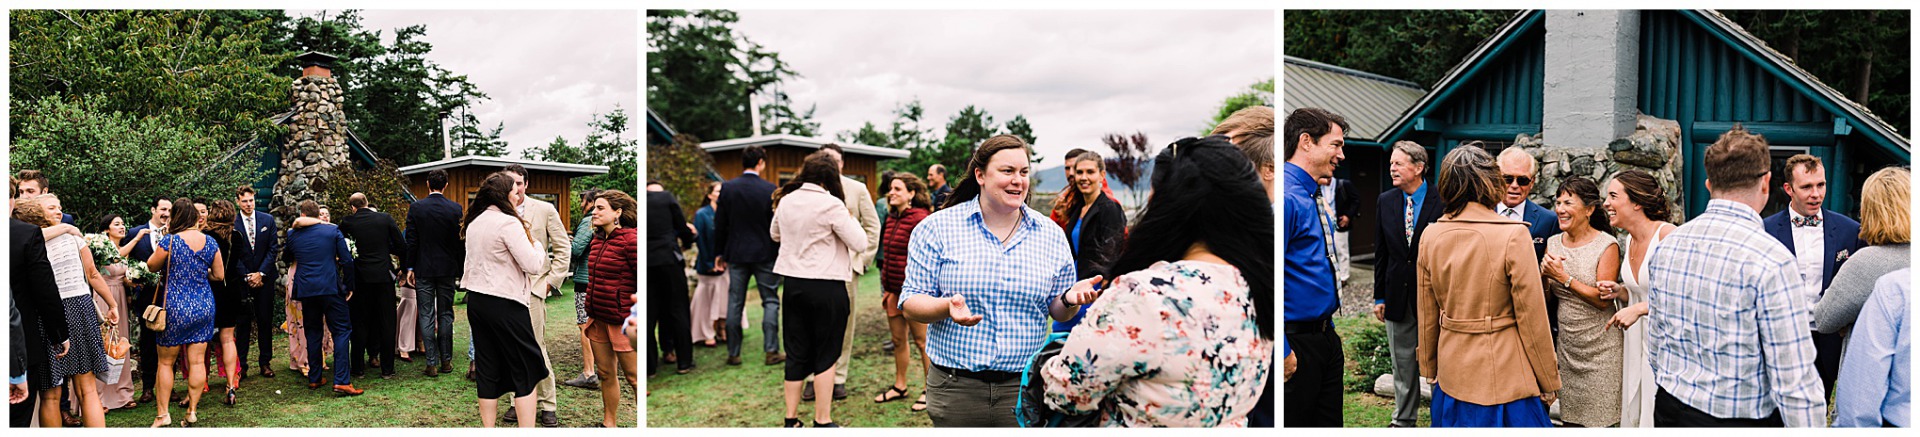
156,234,219,346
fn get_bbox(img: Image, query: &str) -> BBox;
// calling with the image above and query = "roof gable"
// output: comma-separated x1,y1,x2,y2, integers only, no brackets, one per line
1282,56,1426,141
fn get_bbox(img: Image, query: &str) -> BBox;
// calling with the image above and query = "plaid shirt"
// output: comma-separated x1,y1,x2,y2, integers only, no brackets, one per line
900,199,1076,373
1646,199,1827,427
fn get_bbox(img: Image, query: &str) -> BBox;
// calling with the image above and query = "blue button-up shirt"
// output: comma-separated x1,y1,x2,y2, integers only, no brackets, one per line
900,199,1077,373
1283,162,1337,358
1646,199,1826,427
1833,268,1909,427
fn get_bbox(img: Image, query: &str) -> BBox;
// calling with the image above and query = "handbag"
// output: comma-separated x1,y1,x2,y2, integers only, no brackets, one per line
143,283,167,332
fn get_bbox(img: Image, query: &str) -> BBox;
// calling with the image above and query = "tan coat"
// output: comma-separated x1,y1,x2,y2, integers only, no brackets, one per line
1416,202,1561,406
840,176,881,275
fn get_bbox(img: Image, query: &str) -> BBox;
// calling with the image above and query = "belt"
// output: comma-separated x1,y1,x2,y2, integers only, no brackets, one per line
935,365,1019,383
1284,318,1333,334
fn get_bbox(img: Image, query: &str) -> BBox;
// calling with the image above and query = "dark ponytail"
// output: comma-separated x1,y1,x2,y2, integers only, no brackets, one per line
940,134,1032,210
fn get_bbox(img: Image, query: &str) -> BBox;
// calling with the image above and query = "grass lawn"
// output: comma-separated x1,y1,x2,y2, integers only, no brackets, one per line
100,282,636,427
646,270,935,428
1335,316,1430,428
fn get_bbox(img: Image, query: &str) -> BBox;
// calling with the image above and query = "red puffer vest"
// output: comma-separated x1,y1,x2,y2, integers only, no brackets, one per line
587,226,638,325
880,207,930,294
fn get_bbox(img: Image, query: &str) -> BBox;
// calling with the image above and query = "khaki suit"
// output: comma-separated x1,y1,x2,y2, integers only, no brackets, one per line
514,197,570,412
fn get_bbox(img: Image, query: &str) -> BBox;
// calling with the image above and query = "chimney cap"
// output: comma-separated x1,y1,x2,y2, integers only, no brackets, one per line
296,51,339,69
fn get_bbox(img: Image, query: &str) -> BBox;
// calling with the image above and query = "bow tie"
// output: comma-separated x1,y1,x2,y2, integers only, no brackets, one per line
1793,215,1822,228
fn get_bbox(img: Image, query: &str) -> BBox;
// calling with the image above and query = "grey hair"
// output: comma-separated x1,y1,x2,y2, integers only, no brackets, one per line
1391,141,1428,168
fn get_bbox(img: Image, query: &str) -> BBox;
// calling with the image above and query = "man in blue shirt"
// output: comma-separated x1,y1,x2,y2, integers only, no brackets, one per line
1281,107,1347,427
1832,268,1908,427
1372,141,1441,427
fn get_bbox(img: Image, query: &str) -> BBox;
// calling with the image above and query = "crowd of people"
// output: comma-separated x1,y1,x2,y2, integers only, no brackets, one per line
9,166,642,428
1283,106,1910,428
647,107,1284,427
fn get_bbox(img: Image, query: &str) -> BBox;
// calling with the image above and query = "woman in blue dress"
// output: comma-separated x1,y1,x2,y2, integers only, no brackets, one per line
144,198,223,427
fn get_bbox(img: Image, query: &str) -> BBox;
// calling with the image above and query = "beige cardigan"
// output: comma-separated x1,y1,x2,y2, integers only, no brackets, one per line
770,183,865,282
462,206,544,307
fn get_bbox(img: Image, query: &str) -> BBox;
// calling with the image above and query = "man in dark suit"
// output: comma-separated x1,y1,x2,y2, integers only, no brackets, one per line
285,199,362,396
1495,146,1563,334
338,192,406,379
404,169,464,377
647,187,697,376
232,186,280,378
715,145,786,366
11,183,71,427
13,170,75,225
1762,154,1862,398
120,197,171,404
1370,141,1443,428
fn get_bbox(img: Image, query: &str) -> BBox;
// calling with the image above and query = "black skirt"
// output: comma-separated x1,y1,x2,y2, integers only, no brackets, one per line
468,292,549,399
213,280,247,328
781,276,849,381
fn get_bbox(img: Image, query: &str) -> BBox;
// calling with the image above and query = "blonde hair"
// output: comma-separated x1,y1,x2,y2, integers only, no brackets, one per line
12,195,56,228
1857,166,1909,245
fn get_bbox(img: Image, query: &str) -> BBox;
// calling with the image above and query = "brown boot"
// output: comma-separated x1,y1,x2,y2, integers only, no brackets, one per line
765,352,786,365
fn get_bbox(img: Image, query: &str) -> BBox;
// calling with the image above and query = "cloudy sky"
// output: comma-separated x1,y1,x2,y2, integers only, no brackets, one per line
294,10,639,158
733,10,1274,169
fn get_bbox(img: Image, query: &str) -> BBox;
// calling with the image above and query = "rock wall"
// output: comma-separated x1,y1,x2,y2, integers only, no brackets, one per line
1513,113,1686,225
269,75,350,232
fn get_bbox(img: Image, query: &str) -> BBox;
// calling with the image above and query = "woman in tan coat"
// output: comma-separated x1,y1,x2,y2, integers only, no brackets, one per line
1416,145,1561,427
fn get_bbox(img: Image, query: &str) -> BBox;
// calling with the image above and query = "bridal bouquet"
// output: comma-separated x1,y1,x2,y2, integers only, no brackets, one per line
83,233,127,267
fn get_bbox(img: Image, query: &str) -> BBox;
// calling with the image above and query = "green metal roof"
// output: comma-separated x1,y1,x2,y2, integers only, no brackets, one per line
1282,56,1426,141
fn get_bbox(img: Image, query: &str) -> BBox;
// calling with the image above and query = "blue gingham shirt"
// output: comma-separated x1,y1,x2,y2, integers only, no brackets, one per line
1646,199,1827,427
900,199,1077,373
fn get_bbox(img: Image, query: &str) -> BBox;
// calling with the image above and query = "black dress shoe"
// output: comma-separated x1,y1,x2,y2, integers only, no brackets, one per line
260,367,275,378
503,406,518,423
801,381,816,401
537,410,559,428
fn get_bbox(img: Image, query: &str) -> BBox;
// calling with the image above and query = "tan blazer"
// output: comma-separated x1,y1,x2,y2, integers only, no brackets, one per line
770,183,865,282
521,197,570,298
1415,202,1561,406
840,176,881,276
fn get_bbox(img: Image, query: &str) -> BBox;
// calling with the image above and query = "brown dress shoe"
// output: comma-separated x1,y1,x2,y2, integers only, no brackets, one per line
333,384,364,396
765,352,786,365
726,355,743,366
424,365,440,377
308,382,323,389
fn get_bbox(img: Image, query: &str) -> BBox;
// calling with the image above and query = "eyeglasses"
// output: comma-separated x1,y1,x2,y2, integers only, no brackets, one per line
1503,175,1533,186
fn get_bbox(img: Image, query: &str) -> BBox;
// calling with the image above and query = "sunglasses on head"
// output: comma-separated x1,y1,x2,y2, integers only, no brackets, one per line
1503,175,1533,186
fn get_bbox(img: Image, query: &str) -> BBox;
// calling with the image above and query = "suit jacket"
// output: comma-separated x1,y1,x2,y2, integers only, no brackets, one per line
714,172,779,265
1514,200,1561,261
1066,192,1126,280
338,207,406,284
1415,202,1561,405
1764,208,1863,291
121,221,165,305
1373,183,1444,322
405,193,465,278
11,218,69,385
234,210,280,285
647,190,695,267
284,223,355,299
840,176,881,275
522,197,571,298
1332,178,1357,232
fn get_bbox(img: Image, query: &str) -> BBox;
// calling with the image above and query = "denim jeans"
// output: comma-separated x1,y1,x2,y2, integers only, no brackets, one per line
415,276,458,367
725,261,782,357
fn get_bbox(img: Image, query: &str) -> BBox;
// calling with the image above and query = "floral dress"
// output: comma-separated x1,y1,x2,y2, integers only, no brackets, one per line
156,233,219,346
1040,260,1273,427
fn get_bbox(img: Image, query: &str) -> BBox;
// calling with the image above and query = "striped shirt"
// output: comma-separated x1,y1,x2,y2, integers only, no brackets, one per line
900,199,1077,373
1645,199,1827,427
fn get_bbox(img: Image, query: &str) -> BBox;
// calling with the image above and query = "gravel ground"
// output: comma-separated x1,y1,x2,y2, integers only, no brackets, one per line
1334,262,1377,318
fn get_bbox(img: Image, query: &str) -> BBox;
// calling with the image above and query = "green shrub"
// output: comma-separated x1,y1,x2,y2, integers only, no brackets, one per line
1343,321,1394,393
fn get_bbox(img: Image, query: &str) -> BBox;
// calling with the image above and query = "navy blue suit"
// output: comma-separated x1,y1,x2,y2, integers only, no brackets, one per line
1373,185,1445,323
234,209,280,370
1764,207,1862,397
285,222,356,386
714,171,784,358
405,192,464,368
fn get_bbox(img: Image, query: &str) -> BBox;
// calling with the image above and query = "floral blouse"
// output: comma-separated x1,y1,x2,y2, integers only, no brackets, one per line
1040,260,1272,427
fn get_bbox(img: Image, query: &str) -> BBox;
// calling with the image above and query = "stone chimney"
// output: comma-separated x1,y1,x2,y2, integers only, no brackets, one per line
1543,10,1640,148
270,51,350,226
